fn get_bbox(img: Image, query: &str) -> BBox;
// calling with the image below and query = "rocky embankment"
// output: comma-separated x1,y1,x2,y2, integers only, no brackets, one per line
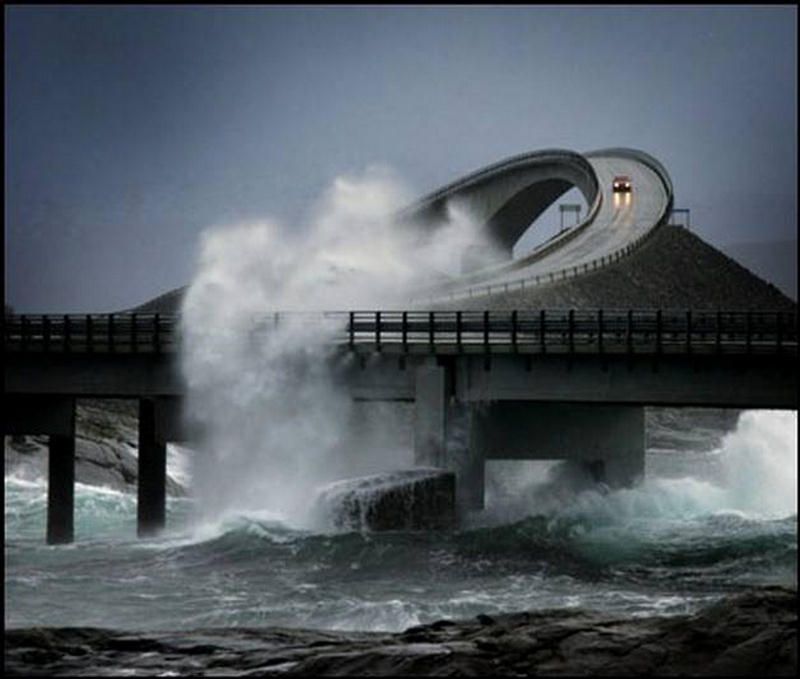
4,399,186,496
439,225,796,311
131,226,796,315
5,586,796,676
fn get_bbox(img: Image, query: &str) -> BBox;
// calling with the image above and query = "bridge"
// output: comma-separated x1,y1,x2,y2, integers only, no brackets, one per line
4,147,797,544
4,308,796,543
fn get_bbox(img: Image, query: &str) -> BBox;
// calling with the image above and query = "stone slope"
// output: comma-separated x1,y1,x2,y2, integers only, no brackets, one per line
132,226,795,315
437,225,797,311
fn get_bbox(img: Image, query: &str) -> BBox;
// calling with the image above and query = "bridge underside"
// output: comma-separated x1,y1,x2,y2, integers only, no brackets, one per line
404,354,796,510
5,343,796,539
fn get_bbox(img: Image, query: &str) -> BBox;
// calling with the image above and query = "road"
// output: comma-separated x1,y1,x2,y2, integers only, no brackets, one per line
418,149,672,300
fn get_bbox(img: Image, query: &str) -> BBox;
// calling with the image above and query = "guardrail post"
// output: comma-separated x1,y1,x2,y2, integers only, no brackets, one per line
20,315,28,352
375,311,382,352
511,310,518,352
715,310,722,355
43,316,51,352
108,314,115,353
598,309,603,355
154,313,161,353
64,314,70,353
402,311,408,353
349,311,355,348
456,311,462,352
133,313,140,353
86,314,93,353
686,310,692,355
568,309,575,354
745,311,752,355
429,311,435,353
540,309,546,354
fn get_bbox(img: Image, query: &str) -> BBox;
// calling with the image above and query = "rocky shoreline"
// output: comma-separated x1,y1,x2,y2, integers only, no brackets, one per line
5,586,796,676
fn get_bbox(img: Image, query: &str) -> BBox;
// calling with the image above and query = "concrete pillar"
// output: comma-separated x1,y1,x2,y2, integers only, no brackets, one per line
137,398,167,537
578,407,645,488
479,403,646,489
47,434,75,544
413,360,447,468
445,402,485,511
3,395,77,545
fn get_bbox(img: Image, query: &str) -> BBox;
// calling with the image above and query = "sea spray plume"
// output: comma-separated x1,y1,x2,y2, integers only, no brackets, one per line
716,410,797,518
180,167,499,528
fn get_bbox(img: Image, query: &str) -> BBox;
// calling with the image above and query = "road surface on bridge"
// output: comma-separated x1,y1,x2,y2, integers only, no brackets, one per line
415,149,671,301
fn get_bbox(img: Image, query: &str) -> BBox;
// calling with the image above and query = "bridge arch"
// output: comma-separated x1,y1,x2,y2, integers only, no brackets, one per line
397,149,600,256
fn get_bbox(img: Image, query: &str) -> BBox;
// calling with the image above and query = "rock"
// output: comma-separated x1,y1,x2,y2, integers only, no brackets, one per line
312,468,456,531
436,225,796,312
4,587,795,676
4,399,187,497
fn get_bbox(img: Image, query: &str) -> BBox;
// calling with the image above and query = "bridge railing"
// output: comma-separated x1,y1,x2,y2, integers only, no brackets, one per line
4,310,796,356
3,313,178,354
342,309,797,356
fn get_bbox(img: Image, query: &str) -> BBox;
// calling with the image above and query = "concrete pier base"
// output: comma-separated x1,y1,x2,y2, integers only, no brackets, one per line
47,435,75,544
137,398,167,537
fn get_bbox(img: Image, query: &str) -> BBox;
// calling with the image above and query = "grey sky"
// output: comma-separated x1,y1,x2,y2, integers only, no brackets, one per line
5,5,797,312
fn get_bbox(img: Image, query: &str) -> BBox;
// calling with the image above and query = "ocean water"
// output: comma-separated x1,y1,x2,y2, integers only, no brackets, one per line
4,410,797,633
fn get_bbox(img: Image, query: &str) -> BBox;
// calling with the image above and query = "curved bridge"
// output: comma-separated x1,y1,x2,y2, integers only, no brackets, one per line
402,148,673,299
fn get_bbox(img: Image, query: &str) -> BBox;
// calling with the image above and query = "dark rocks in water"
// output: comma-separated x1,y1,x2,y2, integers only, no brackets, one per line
5,586,796,676
313,468,456,531
4,399,187,497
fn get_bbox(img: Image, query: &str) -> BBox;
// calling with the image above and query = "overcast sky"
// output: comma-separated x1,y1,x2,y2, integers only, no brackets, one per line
5,5,797,312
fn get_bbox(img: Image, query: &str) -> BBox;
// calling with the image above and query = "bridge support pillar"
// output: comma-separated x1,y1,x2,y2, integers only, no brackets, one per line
444,402,485,511
413,360,447,468
2,394,77,544
478,402,645,489
137,398,167,537
47,434,76,544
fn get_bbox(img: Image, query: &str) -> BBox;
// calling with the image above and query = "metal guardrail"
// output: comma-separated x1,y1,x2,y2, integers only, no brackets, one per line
341,310,797,356
4,313,178,354
4,311,797,357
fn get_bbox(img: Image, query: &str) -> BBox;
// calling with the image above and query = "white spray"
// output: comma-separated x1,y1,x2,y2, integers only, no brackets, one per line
481,410,798,528
180,166,502,527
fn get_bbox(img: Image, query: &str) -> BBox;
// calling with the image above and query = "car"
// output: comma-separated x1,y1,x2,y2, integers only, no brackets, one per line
612,175,632,192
